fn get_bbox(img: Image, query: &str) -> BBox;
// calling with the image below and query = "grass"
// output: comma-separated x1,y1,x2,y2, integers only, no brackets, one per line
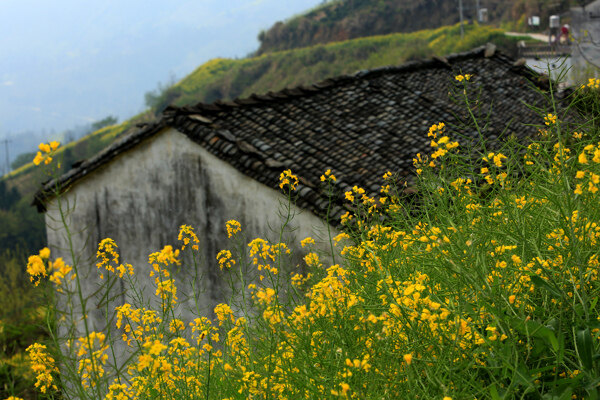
173,23,519,106
8,71,600,399
0,249,49,400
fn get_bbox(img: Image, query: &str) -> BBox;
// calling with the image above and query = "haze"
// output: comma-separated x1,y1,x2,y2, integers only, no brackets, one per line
0,0,322,144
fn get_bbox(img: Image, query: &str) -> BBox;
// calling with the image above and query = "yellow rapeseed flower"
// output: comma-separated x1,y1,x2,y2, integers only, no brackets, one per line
279,169,298,191
301,237,315,248
214,303,234,325
216,250,235,270
225,220,242,238
39,247,50,259
33,142,60,166
26,255,46,286
544,113,557,126
320,168,337,182
33,152,44,165
178,224,200,250
403,353,413,365
26,343,59,393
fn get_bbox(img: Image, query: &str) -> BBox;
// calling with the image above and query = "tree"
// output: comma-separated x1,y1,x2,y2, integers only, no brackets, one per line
10,152,36,171
0,180,19,210
144,73,183,115
91,115,118,132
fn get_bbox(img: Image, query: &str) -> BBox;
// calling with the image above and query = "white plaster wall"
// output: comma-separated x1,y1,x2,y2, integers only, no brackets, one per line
45,128,338,352
571,4,600,83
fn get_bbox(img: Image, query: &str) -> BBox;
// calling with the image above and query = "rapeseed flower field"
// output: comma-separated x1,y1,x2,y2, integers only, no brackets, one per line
7,75,600,399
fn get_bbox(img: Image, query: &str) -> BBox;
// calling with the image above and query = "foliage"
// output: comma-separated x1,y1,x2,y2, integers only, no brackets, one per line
16,71,600,399
0,181,19,211
0,198,45,253
5,111,150,185
10,153,36,173
255,0,578,55
91,116,119,133
173,24,522,108
0,248,50,400
144,74,183,116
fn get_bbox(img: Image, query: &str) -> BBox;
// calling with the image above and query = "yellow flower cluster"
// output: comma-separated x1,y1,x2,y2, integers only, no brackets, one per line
48,257,73,290
148,244,180,268
482,152,507,168
423,122,460,160
430,134,460,159
178,224,200,250
155,279,178,304
246,238,290,279
427,122,445,139
279,169,298,191
33,141,60,165
584,77,600,89
575,143,600,194
320,168,337,182
455,74,472,82
344,185,365,203
216,249,235,269
544,113,558,126
76,332,109,388
300,236,315,248
26,254,46,286
226,219,242,238
25,343,59,393
26,247,74,288
97,238,134,279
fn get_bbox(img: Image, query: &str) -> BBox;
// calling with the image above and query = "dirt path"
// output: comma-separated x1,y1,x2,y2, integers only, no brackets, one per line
505,31,549,42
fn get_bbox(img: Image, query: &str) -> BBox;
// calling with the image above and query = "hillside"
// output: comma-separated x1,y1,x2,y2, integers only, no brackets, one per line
255,0,578,55
171,24,521,109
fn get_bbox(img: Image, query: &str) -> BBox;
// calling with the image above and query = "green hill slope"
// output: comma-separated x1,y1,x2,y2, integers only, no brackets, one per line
255,0,576,55
173,23,519,107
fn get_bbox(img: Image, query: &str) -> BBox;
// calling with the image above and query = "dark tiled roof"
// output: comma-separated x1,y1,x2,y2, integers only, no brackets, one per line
34,44,547,223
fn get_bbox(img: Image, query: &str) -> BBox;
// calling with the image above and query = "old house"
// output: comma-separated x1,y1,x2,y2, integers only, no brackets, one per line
34,44,546,337
570,0,600,79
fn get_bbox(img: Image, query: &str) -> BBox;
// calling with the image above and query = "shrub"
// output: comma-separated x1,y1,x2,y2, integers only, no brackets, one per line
14,74,600,400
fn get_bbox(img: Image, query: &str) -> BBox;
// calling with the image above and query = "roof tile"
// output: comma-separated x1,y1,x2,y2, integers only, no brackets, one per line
34,46,549,225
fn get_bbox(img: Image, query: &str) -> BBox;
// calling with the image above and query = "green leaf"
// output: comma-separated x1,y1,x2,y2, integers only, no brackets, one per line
530,275,562,298
576,327,594,370
509,317,559,352
587,320,600,330
490,384,503,400
542,385,573,400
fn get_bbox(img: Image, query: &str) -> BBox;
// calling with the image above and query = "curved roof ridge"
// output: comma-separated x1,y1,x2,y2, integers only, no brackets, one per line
164,44,522,119
34,44,544,214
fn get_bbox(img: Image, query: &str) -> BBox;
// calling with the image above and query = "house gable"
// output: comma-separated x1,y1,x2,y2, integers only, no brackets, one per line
37,44,551,364
44,127,334,330
35,45,547,223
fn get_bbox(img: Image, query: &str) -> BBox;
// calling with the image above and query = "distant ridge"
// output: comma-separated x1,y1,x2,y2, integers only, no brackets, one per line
256,0,575,55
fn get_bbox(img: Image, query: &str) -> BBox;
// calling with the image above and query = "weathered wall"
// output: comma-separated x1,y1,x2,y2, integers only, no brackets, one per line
45,127,337,344
571,2,600,80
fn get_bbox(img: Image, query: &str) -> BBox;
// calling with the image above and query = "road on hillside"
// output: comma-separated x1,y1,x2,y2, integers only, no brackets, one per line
505,32,550,42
